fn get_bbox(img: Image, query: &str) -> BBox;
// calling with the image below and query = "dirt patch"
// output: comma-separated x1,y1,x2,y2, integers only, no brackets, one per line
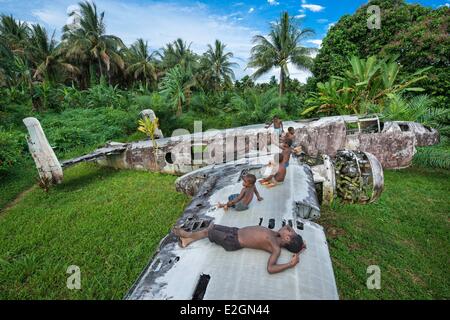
325,226,346,239
0,185,37,216
405,269,427,287
348,243,361,251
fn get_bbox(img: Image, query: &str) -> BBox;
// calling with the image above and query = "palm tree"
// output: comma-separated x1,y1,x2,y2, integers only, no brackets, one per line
126,39,158,89
0,15,30,54
0,15,31,87
28,24,79,84
201,39,238,91
230,87,287,123
160,38,198,72
159,65,195,117
62,1,125,85
248,11,314,98
0,39,14,86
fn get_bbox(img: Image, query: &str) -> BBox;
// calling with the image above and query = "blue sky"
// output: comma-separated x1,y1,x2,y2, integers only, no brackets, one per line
1,0,448,82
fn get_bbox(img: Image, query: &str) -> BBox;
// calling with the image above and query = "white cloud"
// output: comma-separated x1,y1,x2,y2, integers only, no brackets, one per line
306,39,322,47
31,8,67,27
294,14,306,19
18,20,35,28
317,18,328,23
247,50,317,84
95,1,261,80
248,64,312,84
248,7,254,13
66,4,79,14
301,4,325,12
267,0,280,6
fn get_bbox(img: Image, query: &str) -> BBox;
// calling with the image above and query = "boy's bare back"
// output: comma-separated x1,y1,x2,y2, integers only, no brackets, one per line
237,226,278,252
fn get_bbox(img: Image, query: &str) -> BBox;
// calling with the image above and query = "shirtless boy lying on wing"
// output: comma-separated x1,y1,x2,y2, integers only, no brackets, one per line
173,223,306,274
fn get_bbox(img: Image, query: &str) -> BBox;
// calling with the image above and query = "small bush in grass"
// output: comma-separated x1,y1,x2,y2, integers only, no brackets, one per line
0,129,26,175
413,137,450,170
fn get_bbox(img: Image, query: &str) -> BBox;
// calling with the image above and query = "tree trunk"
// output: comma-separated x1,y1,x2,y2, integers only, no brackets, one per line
279,67,285,98
176,97,182,117
97,56,104,81
23,117,63,184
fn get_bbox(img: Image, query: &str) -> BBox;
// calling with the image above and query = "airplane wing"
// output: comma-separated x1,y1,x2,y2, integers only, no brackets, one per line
126,156,338,300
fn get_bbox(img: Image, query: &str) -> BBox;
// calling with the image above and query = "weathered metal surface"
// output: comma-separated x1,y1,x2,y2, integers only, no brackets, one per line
334,150,384,204
308,155,336,206
364,152,384,203
395,121,440,147
61,142,128,168
126,158,338,300
345,122,417,169
293,116,347,157
23,117,63,184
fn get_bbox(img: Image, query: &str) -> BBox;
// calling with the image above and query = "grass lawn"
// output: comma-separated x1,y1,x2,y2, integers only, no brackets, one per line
0,160,37,209
0,163,190,299
0,163,448,299
319,167,450,299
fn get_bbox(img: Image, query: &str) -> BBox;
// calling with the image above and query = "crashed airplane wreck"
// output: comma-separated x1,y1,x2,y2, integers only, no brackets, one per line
23,111,439,299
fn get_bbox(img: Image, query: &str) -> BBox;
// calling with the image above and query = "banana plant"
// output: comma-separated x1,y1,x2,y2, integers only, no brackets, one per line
303,55,431,116
138,116,160,165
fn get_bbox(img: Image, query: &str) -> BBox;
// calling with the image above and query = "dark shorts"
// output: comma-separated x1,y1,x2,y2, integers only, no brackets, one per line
228,194,249,211
208,225,242,251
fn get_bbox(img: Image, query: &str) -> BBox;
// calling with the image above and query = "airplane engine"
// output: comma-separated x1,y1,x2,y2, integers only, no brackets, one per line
298,150,384,205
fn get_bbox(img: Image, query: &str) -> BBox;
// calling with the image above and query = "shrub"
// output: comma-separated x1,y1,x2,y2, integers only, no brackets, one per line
85,84,130,109
40,108,140,154
58,84,86,110
413,137,450,170
0,129,26,175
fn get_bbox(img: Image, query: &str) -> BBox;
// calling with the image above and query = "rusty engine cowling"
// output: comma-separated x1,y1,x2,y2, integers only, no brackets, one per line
297,149,384,206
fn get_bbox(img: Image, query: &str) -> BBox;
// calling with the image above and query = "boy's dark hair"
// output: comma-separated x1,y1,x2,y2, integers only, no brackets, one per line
273,115,279,119
285,139,293,147
244,174,257,185
275,153,284,164
284,233,304,253
288,127,295,134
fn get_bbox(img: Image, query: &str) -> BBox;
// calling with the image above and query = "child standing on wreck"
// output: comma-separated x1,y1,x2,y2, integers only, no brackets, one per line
265,115,284,137
218,174,263,211
284,127,295,145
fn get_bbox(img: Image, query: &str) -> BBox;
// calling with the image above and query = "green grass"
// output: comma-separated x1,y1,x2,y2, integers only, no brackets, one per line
319,167,450,299
0,159,37,209
0,163,190,299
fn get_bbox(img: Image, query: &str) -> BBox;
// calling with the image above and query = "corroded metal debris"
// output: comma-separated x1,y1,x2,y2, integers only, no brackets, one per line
334,150,384,204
